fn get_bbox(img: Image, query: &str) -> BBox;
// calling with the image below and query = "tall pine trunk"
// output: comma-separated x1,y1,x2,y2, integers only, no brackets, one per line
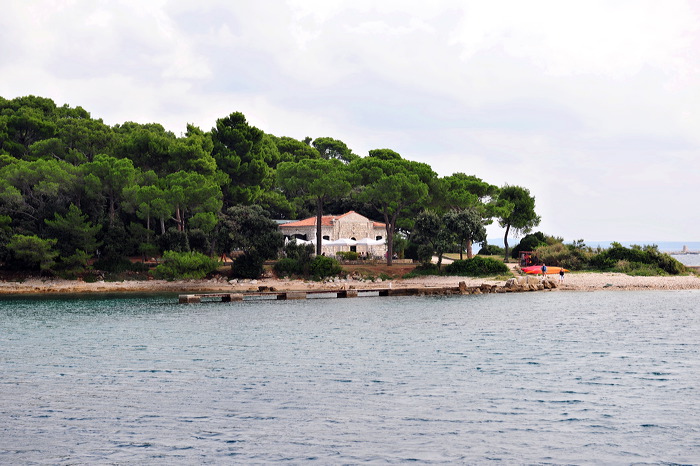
503,224,511,262
315,198,323,256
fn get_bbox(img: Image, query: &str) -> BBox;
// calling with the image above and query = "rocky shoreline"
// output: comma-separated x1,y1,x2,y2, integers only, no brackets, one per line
1,271,699,295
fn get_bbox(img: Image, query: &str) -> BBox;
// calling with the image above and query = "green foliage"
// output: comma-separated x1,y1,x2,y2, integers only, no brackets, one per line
589,244,685,275
273,257,300,278
351,155,435,264
273,240,315,277
444,208,486,259
478,243,505,256
44,203,102,256
283,240,315,263
309,255,343,279
217,205,283,260
153,250,221,280
54,250,92,279
612,260,666,276
271,135,320,163
276,158,352,255
496,185,541,260
0,95,524,280
437,173,499,210
231,253,264,279
158,228,190,253
6,234,58,272
444,256,510,276
187,229,211,254
0,214,12,262
416,244,434,265
211,112,274,204
511,231,549,259
336,251,359,261
313,137,358,163
535,242,593,270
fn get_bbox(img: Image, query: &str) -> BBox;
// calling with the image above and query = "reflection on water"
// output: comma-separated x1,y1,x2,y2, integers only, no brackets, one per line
2,291,700,463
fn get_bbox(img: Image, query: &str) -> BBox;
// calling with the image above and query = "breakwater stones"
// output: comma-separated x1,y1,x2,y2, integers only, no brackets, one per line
502,276,558,292
177,278,556,303
454,277,556,295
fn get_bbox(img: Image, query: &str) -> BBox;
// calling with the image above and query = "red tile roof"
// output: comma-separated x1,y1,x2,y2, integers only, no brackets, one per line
279,211,385,228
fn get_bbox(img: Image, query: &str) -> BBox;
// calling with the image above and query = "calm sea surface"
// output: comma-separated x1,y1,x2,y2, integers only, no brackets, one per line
673,254,700,267
2,291,700,464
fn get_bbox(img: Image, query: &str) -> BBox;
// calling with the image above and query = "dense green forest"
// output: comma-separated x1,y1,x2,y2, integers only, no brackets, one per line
0,95,543,277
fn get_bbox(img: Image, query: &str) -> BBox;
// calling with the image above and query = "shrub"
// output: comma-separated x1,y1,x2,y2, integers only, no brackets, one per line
416,244,434,265
336,251,359,261
535,242,593,270
589,244,686,275
231,253,264,279
511,232,549,259
444,256,510,276
158,228,189,253
187,229,211,254
6,234,59,272
478,244,505,256
54,250,91,279
153,250,221,280
614,260,664,276
273,257,300,277
277,241,315,277
309,255,343,279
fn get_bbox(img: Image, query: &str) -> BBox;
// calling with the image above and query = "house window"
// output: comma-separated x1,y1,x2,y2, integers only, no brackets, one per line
376,236,383,240
323,235,330,240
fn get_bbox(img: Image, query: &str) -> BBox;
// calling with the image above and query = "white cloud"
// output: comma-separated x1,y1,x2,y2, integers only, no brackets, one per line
2,0,700,241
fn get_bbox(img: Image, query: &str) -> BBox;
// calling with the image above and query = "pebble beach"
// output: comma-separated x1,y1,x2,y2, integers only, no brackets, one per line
1,271,699,295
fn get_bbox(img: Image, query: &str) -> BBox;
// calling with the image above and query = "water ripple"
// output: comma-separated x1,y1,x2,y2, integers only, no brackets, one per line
1,290,700,463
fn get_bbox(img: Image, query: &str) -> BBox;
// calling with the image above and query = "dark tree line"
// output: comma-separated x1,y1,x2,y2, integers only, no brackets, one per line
0,95,540,276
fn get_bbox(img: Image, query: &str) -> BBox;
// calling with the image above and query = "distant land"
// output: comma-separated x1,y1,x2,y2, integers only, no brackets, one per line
486,239,700,253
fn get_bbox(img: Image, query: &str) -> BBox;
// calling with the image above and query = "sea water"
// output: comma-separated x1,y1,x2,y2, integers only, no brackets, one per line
673,254,700,267
2,291,700,464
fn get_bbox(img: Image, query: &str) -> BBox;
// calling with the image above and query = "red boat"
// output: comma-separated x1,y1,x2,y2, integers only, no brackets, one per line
521,265,569,275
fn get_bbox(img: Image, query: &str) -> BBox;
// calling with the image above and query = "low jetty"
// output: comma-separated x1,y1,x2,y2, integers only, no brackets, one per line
178,278,558,303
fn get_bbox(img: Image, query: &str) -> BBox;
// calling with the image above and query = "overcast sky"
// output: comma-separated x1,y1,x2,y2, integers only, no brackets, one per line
2,1,699,243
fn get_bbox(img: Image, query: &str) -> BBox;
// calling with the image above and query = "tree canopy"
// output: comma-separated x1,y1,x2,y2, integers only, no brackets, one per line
0,94,542,276
496,185,541,260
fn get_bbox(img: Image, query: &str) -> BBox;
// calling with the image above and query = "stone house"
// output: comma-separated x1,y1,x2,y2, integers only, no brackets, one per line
279,211,387,257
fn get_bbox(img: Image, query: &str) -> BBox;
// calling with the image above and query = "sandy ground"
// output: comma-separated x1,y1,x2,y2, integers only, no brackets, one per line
1,271,699,295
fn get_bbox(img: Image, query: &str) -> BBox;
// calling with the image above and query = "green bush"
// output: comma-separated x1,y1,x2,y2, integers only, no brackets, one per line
477,244,505,256
535,242,593,270
309,255,343,279
187,229,211,254
55,250,91,279
153,250,221,280
416,244,434,265
336,251,359,261
6,234,58,272
231,253,264,279
277,241,315,277
444,256,510,276
511,232,549,259
614,260,664,276
589,244,685,275
273,257,300,277
158,228,189,253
